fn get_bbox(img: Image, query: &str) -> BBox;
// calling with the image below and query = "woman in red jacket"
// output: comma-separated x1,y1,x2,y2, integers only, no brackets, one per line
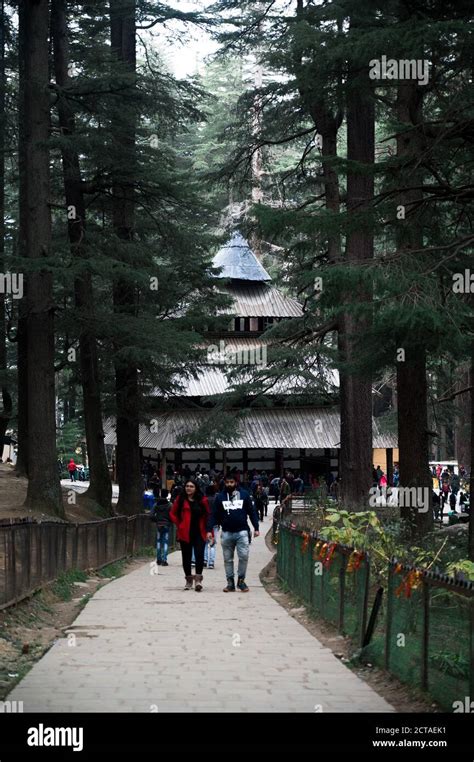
170,479,212,591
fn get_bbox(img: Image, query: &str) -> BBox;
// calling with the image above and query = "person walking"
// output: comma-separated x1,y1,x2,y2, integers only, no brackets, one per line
67,458,77,482
450,472,460,497
151,488,172,566
440,477,450,518
253,483,268,522
170,479,211,591
279,476,291,518
207,474,259,593
204,484,218,569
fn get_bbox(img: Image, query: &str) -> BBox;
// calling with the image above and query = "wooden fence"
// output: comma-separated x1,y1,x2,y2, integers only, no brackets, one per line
0,514,171,610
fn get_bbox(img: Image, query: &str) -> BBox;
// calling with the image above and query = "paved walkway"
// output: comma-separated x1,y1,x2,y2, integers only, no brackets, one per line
8,529,393,713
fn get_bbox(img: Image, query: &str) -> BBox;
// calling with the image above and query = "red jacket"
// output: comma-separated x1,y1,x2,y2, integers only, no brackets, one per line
170,496,211,543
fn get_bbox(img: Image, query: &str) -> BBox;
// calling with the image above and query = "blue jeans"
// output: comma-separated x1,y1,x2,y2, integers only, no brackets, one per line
156,526,170,562
204,527,219,566
221,530,249,580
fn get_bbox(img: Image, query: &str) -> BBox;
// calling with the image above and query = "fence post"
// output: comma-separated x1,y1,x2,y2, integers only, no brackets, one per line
320,550,325,619
470,596,474,704
25,524,31,593
95,523,100,568
421,579,429,692
339,553,346,633
10,527,16,601
73,524,78,568
385,563,393,672
62,524,67,572
360,555,370,647
291,531,296,590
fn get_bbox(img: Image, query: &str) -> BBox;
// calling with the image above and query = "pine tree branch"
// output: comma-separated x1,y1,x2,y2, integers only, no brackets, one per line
436,386,474,403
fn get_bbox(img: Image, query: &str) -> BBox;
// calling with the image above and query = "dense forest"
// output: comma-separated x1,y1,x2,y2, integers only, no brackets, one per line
0,1,473,550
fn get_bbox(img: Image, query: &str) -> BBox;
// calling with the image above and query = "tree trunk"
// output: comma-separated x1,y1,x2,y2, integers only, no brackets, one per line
397,347,432,531
339,45,375,510
469,343,474,560
16,0,28,476
454,362,471,468
23,0,63,516
396,78,433,535
110,0,142,515
51,0,112,512
294,3,374,509
0,0,12,449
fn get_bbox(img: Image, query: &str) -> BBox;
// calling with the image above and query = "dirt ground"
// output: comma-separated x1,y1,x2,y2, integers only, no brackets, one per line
261,531,438,714
0,463,109,523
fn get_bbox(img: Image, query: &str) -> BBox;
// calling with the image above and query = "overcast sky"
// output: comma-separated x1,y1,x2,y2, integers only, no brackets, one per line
145,0,218,78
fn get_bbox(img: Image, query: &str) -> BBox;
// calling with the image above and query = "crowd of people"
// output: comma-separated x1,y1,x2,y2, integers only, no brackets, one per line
372,463,400,490
431,464,469,523
371,461,470,522
150,473,260,594
142,457,338,502
62,458,88,482
145,461,336,592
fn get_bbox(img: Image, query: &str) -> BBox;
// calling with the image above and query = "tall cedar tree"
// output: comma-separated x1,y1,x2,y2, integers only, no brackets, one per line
15,0,28,476
110,0,145,515
22,0,63,515
209,0,472,528
51,0,112,512
0,0,12,448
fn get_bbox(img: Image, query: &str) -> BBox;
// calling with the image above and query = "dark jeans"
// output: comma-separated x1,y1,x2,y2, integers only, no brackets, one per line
156,526,170,562
180,535,205,576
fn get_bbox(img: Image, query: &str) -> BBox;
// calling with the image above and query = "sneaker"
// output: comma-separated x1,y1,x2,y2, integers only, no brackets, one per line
237,577,249,592
203,560,208,567
208,564,214,569
156,559,162,565
162,561,168,566
223,578,235,592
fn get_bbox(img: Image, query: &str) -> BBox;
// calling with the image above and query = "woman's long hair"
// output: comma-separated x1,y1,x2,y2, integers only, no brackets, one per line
176,479,206,521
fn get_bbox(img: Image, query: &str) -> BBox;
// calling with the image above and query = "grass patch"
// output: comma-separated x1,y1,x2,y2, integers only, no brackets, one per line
96,560,126,578
51,569,88,601
78,592,93,609
133,545,156,558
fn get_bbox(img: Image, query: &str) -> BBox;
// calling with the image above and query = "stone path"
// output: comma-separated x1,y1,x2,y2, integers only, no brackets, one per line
8,528,393,712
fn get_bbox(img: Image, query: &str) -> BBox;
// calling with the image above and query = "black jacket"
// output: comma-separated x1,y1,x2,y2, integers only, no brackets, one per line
150,498,172,527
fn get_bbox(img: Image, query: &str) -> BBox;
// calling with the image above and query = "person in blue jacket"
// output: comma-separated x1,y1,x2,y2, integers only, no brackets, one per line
207,474,259,593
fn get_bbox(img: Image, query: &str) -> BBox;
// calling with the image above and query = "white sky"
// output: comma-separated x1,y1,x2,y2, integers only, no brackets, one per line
146,0,218,78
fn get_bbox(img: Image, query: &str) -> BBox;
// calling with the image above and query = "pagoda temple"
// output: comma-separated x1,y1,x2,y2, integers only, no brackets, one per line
104,232,398,481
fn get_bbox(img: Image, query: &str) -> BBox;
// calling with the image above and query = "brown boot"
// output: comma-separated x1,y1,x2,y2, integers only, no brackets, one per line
184,575,194,590
195,574,203,592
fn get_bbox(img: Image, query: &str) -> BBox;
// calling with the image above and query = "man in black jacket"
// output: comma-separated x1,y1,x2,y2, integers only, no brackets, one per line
207,475,259,592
